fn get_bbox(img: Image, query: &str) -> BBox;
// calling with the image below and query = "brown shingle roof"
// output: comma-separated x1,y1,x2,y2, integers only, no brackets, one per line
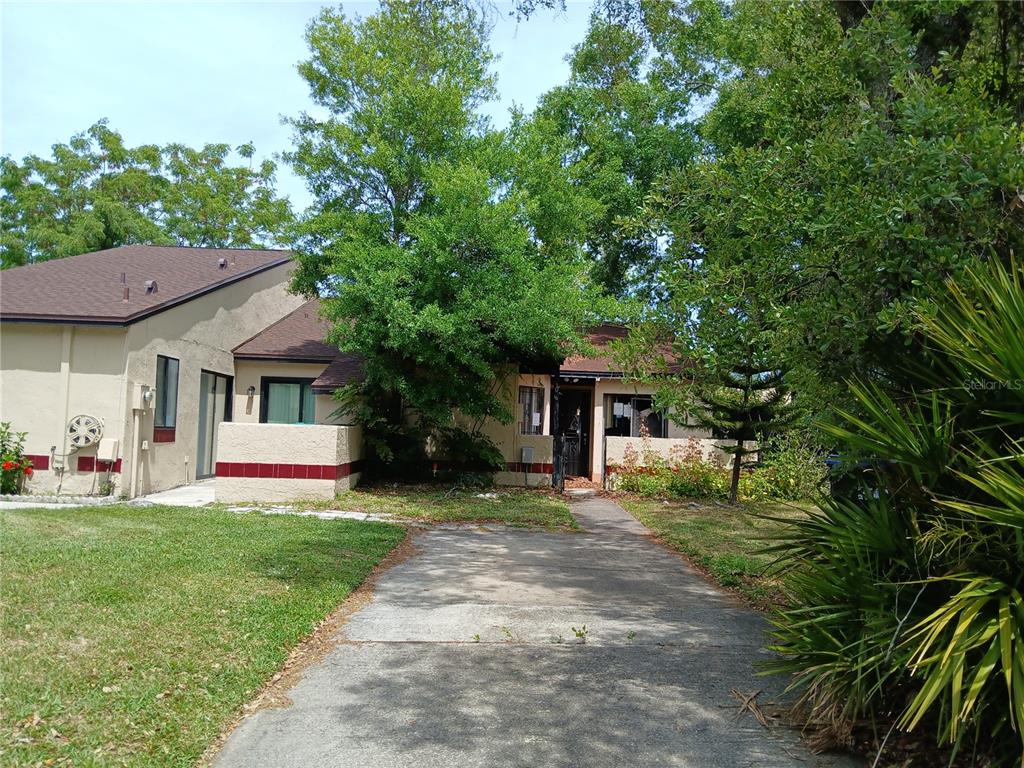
559,324,683,376
233,299,338,362
311,354,364,393
0,245,292,324
233,298,364,391
560,324,631,375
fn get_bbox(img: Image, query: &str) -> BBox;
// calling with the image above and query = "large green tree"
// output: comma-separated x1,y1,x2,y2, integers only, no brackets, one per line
648,0,1024,413
535,0,717,297
1,121,292,268
288,0,606,475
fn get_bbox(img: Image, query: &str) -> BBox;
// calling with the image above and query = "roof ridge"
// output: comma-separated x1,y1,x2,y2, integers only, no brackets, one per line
119,244,294,253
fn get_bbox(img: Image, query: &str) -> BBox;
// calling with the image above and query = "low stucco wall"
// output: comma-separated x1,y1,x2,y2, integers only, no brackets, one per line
215,422,362,502
605,436,755,470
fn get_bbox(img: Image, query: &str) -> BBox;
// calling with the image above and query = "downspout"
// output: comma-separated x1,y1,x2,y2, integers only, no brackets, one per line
599,389,608,490
131,405,143,499
55,327,73,495
117,328,131,498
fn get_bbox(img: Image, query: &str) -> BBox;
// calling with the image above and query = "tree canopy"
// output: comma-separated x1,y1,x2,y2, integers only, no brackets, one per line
1,121,292,268
535,0,717,298
645,0,1024,412
288,0,607,474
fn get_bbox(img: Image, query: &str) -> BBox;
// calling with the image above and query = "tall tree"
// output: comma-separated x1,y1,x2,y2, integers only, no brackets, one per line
617,262,799,502
288,0,607,475
694,354,797,504
535,0,718,298
648,0,1024,414
286,0,498,296
1,121,292,268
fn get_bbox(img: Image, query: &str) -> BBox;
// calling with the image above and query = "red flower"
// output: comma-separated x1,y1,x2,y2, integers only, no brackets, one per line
2,461,14,471
23,466,33,476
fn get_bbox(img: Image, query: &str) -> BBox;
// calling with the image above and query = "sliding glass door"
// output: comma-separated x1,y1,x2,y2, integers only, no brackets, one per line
197,371,231,479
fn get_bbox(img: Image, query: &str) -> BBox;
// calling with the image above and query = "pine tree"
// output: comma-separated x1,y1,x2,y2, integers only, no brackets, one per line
695,356,798,503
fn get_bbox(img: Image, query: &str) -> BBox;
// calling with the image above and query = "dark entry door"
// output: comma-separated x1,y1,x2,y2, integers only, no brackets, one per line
556,388,592,477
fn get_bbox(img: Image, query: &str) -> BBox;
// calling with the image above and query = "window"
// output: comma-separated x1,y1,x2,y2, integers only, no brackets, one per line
154,355,179,442
260,378,316,424
518,386,545,435
605,395,667,438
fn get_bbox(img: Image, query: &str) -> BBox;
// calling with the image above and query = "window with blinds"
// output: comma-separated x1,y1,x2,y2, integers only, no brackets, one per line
518,386,545,435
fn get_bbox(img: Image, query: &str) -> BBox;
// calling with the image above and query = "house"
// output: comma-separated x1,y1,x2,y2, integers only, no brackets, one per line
0,245,306,497
0,245,719,502
221,302,721,493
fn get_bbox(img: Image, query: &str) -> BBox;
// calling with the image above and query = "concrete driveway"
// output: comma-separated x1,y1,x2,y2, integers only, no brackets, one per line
214,497,854,768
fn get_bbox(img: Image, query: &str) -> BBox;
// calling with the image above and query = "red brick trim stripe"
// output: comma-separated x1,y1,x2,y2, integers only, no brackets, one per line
77,456,122,473
505,462,554,474
215,460,364,480
24,454,50,471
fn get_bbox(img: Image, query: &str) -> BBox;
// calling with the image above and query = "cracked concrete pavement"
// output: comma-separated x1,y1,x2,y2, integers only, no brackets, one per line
214,497,858,768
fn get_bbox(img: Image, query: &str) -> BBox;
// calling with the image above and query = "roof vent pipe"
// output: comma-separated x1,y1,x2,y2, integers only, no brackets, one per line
122,286,130,303
144,280,157,294
218,258,228,269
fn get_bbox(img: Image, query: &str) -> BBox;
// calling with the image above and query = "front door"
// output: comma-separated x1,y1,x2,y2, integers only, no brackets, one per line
556,388,592,477
197,371,231,479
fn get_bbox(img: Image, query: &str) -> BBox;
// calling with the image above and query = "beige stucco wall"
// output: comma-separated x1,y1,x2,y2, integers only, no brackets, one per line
1,261,305,497
589,378,713,483
232,360,346,426
494,432,554,488
471,371,552,463
215,422,362,502
120,262,304,496
458,371,554,487
604,436,735,469
0,323,128,495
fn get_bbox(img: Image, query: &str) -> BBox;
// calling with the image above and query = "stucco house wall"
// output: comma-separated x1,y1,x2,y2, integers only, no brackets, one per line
1,260,303,497
232,360,344,426
0,324,127,495
585,379,713,484
454,370,554,487
119,262,304,496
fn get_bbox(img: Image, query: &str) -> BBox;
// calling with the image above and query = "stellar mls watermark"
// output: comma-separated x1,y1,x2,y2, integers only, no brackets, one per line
965,378,1024,391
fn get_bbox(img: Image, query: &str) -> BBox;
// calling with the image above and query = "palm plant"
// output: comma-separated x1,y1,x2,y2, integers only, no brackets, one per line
767,259,1024,765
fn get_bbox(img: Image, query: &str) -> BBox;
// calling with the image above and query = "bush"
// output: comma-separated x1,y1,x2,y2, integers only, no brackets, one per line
766,260,1024,765
611,434,821,503
0,422,33,495
753,430,829,501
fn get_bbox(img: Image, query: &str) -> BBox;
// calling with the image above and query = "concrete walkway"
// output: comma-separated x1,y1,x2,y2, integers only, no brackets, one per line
214,497,855,768
136,478,216,507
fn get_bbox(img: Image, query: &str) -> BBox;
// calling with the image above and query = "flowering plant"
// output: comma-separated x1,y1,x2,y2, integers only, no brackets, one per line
0,422,32,495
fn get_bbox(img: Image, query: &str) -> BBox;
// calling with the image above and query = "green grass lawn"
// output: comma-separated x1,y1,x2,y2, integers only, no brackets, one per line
619,497,810,608
308,484,577,530
0,504,405,767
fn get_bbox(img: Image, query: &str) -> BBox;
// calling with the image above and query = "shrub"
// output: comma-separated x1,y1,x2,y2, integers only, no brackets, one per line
612,434,820,503
753,430,829,501
766,260,1024,765
0,422,33,495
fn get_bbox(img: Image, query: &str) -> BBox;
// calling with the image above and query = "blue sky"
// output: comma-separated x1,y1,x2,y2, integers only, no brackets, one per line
1,1,593,210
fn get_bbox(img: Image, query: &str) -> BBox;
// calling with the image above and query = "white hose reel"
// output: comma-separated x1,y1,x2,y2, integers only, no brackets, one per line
67,414,104,451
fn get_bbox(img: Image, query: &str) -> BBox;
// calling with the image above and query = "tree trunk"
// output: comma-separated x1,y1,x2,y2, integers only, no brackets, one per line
730,437,742,504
